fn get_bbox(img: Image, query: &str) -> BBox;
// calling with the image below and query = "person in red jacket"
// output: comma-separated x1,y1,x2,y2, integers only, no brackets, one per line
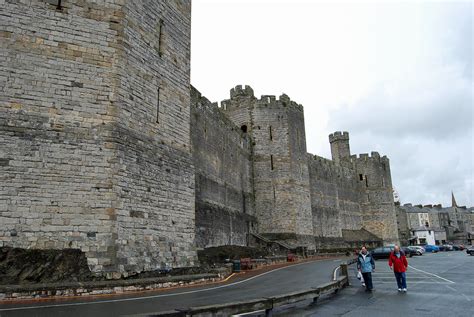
389,245,408,292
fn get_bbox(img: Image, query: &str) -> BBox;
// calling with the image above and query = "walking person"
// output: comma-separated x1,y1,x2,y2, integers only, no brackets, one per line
357,246,375,292
389,245,408,292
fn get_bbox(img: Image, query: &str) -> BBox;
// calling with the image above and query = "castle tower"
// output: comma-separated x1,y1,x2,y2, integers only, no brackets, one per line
329,131,351,164
0,0,196,276
353,152,399,244
222,86,314,249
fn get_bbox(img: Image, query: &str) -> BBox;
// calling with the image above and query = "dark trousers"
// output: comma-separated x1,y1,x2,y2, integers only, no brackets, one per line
361,272,373,290
394,272,407,289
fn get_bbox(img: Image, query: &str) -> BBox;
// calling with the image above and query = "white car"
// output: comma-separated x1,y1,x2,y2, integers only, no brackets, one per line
408,246,425,255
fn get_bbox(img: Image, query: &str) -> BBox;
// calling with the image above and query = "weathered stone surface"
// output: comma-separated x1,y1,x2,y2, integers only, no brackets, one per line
0,0,196,276
191,88,256,248
222,87,314,249
0,247,92,284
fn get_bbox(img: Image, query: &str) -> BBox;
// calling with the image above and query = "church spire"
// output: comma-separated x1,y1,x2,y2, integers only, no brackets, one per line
451,191,458,207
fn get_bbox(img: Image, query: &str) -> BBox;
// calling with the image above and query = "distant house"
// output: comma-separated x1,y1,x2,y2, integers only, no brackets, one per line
397,193,473,246
411,227,436,245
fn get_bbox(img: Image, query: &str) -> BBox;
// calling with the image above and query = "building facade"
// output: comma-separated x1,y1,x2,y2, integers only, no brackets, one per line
398,199,474,246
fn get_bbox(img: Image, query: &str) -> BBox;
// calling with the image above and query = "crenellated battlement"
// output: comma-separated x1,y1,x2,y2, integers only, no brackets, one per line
230,85,255,99
223,86,305,113
278,94,304,112
310,153,335,165
329,131,349,143
254,93,304,112
191,86,252,143
307,153,360,186
259,95,277,103
191,85,219,110
309,154,344,172
252,94,303,112
350,152,389,163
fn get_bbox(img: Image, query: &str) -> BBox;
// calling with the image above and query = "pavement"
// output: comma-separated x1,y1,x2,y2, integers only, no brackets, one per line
276,251,474,317
0,256,347,317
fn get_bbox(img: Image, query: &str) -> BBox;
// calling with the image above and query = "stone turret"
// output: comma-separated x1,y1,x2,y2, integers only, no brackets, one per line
222,85,314,250
352,152,399,245
329,131,350,164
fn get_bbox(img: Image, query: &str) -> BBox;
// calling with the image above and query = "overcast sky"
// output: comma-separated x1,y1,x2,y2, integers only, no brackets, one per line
190,0,473,207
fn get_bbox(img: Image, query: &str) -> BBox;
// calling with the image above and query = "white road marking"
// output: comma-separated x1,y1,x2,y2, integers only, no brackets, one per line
373,277,429,279
0,259,329,312
376,281,452,285
408,265,455,284
445,285,471,302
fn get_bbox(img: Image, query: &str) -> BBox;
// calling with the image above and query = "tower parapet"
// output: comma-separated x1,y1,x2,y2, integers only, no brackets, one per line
230,85,255,99
329,131,349,143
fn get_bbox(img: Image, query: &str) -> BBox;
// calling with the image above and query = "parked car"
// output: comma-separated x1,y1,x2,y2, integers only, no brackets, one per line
370,247,391,259
408,246,425,255
371,246,413,259
466,246,474,256
440,244,453,251
453,245,465,251
401,246,415,257
423,244,440,253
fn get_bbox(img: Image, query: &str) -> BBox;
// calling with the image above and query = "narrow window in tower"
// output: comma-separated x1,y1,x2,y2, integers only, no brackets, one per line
382,163,386,171
273,186,276,200
270,155,274,170
296,129,299,150
156,87,160,123
46,0,63,10
359,174,363,181
242,194,246,214
269,126,273,140
158,19,164,57
365,176,369,187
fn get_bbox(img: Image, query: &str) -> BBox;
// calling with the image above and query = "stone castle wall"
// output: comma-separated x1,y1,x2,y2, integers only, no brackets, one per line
190,87,256,249
110,0,196,276
0,0,196,276
351,153,399,244
308,155,363,238
0,0,122,274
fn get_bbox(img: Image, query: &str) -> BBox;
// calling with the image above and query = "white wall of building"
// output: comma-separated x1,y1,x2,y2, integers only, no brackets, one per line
414,229,435,245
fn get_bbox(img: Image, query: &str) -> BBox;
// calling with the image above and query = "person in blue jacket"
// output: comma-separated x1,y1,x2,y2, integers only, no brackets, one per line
357,246,375,292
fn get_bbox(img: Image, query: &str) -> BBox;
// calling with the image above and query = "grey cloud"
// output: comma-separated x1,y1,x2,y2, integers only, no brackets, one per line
329,75,472,141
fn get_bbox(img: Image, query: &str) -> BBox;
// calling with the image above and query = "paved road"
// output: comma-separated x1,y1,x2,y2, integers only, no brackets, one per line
0,257,345,317
277,251,474,317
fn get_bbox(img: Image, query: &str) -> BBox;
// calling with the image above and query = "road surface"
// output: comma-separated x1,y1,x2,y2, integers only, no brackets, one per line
0,257,345,317
277,251,474,316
